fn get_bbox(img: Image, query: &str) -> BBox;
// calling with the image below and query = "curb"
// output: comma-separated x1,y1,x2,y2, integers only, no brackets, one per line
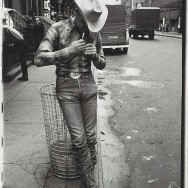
155,33,182,39
96,113,104,188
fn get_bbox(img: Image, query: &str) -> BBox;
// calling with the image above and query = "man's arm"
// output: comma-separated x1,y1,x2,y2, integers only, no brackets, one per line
34,24,72,67
85,33,106,70
34,24,86,67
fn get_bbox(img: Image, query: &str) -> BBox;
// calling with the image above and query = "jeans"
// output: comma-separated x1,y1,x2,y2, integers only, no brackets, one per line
56,72,97,173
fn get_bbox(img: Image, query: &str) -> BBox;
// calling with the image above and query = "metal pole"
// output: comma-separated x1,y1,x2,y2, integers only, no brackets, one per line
132,0,134,10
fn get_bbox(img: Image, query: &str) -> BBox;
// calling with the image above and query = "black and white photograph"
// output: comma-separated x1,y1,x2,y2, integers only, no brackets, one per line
1,0,185,187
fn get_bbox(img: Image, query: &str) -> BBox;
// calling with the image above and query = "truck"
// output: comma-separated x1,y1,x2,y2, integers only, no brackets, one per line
129,7,160,39
100,5,129,54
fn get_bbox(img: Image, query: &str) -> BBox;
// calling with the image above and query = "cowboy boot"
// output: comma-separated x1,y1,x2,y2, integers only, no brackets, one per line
81,163,98,188
88,144,97,167
79,178,86,188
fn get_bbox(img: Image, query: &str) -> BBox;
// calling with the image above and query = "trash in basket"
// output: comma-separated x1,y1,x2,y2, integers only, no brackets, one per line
39,83,80,179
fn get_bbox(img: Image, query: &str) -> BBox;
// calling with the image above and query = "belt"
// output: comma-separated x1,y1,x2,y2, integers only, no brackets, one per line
57,72,92,79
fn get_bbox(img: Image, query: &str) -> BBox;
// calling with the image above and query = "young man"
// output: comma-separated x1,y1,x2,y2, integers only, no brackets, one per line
34,0,108,187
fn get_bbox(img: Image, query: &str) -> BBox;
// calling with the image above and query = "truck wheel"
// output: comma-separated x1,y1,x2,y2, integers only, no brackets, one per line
123,48,128,54
149,31,155,39
133,34,138,39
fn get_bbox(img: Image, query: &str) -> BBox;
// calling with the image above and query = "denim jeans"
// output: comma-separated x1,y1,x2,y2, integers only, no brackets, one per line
56,73,97,172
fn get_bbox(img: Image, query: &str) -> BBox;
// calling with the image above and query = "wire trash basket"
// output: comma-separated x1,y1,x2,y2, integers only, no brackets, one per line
39,83,80,179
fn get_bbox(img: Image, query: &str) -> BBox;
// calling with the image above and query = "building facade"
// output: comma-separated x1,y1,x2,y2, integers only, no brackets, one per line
43,0,51,18
122,0,182,32
3,0,44,16
152,0,182,32
2,0,182,32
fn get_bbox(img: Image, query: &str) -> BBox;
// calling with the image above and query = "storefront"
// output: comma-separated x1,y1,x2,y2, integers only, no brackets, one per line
152,0,182,32
3,0,44,16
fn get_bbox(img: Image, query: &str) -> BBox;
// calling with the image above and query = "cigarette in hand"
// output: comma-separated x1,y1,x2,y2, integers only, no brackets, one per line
82,33,85,39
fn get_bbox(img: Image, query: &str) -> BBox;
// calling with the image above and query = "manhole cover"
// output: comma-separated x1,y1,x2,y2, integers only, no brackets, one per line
125,80,164,88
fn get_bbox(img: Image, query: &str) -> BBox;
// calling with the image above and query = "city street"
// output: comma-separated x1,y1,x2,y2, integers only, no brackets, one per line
2,0,183,187
98,35,182,188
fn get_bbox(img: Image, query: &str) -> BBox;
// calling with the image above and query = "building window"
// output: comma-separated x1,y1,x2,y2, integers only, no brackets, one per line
38,0,42,15
21,0,26,14
44,2,48,9
32,0,37,14
4,0,12,8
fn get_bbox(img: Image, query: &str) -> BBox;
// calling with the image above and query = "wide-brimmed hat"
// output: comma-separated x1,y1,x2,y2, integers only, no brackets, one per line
74,0,108,32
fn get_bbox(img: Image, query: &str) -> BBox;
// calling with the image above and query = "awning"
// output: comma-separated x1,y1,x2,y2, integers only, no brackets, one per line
160,0,182,8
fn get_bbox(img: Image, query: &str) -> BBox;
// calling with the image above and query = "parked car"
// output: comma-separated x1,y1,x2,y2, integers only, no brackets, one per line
129,7,160,39
100,5,129,54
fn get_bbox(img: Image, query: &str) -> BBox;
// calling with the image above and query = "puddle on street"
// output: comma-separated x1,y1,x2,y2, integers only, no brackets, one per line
122,67,142,77
106,70,121,75
143,108,158,112
100,67,142,77
125,80,165,88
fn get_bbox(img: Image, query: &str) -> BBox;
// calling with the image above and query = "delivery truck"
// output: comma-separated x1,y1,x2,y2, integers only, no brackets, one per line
100,5,129,54
129,7,160,39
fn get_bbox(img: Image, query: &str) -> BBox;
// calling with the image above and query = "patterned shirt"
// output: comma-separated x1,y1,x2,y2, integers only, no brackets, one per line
34,16,106,75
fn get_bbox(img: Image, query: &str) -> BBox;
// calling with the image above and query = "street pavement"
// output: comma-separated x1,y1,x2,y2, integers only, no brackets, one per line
1,32,182,188
99,34,182,187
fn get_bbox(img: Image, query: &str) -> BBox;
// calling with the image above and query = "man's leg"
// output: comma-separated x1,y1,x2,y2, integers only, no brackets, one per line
57,96,97,188
79,75,98,188
80,75,98,167
17,41,28,81
58,101,91,169
56,77,91,168
56,77,98,187
81,94,97,166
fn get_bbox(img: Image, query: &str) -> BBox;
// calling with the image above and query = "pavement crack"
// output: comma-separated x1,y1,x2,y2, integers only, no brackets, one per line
3,157,50,164
34,164,43,187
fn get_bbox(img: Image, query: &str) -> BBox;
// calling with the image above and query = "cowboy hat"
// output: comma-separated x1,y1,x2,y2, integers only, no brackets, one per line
74,0,108,32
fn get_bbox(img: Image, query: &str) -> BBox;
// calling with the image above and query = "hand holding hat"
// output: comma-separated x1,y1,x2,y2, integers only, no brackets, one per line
74,0,108,32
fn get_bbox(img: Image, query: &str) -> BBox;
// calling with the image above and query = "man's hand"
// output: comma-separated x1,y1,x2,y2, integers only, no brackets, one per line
68,39,86,55
84,43,97,59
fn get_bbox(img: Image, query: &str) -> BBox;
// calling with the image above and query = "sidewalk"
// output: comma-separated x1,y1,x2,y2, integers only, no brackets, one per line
2,65,103,188
155,31,182,39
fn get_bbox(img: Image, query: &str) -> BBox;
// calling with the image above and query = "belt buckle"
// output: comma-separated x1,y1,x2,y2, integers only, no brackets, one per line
70,72,81,79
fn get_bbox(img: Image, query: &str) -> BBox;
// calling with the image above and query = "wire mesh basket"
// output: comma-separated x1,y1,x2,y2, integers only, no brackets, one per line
39,83,80,179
